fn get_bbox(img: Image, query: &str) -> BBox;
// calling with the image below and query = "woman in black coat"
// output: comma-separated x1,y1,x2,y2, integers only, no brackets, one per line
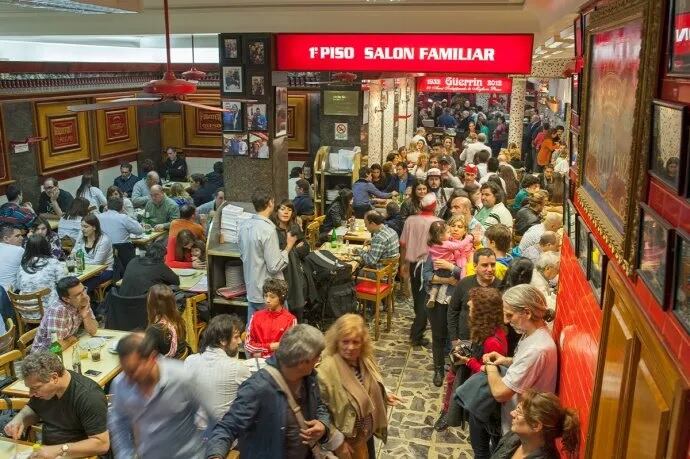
272,199,310,321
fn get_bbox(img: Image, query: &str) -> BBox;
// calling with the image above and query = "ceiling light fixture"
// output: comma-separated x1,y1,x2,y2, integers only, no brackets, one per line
9,0,140,14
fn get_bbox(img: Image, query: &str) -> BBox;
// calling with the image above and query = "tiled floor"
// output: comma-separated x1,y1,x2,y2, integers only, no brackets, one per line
370,297,474,459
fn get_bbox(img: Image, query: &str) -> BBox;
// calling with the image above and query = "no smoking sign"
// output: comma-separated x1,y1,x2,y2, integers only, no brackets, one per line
334,122,348,140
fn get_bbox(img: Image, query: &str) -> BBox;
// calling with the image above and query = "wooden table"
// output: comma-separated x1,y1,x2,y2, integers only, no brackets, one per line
162,181,192,194
0,437,34,456
173,268,208,353
77,264,108,283
130,230,166,247
46,218,59,230
2,329,130,397
344,219,371,243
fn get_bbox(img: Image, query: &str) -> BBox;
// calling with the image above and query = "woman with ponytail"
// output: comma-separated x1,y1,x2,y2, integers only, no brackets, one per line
491,390,579,458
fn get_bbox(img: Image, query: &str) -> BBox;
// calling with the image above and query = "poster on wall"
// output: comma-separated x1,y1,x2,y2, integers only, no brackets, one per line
334,122,349,140
248,132,270,159
222,101,244,132
247,39,267,65
275,87,288,137
582,19,643,234
222,66,243,94
669,0,690,76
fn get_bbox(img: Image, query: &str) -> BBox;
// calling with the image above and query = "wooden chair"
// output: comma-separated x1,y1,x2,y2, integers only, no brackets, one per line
0,350,22,379
8,288,50,336
354,262,397,340
306,215,326,249
94,279,113,304
379,257,400,326
17,328,38,357
0,319,16,355
60,235,75,254
300,213,316,233
0,397,28,411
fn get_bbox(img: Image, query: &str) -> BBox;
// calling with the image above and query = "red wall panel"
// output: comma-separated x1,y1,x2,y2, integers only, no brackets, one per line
553,238,602,459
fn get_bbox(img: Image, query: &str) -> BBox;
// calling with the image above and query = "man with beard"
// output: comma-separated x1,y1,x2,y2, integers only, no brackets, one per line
184,314,251,430
425,168,454,218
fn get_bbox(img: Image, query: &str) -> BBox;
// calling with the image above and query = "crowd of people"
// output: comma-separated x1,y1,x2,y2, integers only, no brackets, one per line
0,128,580,458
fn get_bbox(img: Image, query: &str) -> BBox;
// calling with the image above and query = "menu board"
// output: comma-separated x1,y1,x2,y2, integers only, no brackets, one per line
323,90,360,116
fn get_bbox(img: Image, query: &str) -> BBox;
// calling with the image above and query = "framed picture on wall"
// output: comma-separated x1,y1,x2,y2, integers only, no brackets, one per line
221,101,243,132
248,73,266,97
220,34,241,61
588,233,608,306
248,131,270,159
246,38,267,66
222,133,248,156
672,231,690,333
570,131,578,167
649,99,688,193
246,103,268,131
275,87,288,137
222,66,243,95
576,216,589,274
636,203,675,306
668,0,690,77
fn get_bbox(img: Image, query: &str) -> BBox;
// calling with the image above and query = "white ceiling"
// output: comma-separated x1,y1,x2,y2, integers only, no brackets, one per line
0,0,579,54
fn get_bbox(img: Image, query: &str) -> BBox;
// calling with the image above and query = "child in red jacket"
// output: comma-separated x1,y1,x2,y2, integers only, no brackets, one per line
244,278,296,358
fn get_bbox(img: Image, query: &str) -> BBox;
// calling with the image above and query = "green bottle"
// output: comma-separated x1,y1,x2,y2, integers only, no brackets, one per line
330,228,337,248
49,332,63,362
76,248,85,273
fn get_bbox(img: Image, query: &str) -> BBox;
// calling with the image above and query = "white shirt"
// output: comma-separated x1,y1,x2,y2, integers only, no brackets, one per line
184,347,251,429
78,186,107,211
459,141,491,165
97,210,144,244
519,223,545,251
479,172,507,193
0,243,24,289
73,233,114,270
57,217,82,241
501,327,557,433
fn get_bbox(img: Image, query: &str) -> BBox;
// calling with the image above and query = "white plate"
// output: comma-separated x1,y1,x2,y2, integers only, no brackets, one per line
176,269,197,277
108,339,120,354
129,234,143,240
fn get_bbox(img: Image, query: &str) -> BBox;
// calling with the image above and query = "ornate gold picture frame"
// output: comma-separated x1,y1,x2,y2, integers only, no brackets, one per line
576,0,664,274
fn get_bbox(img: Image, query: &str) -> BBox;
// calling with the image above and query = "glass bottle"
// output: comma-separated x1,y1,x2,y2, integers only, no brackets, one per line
49,332,63,362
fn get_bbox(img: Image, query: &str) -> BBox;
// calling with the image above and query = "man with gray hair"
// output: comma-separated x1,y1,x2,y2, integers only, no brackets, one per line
206,324,345,458
459,132,492,166
4,351,110,458
519,211,563,253
143,184,180,232
131,170,160,208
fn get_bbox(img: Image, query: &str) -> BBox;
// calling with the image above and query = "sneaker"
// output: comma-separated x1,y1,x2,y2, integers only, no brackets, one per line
434,412,449,432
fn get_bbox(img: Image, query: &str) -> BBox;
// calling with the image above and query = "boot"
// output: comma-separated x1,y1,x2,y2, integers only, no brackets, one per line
434,411,449,431
433,367,444,387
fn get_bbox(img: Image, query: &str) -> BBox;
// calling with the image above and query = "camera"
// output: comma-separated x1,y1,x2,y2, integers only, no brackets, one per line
449,340,473,365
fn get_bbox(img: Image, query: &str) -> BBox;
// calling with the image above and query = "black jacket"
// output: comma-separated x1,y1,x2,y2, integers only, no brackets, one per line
162,157,188,181
384,213,403,236
293,194,314,216
276,223,310,312
118,257,180,297
205,171,224,191
192,182,216,207
514,207,541,236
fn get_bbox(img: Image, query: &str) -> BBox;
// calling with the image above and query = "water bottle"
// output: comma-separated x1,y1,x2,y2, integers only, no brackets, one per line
76,248,85,273
330,228,337,248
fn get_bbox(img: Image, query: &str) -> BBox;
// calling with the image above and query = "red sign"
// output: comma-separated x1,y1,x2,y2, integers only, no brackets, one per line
417,76,512,93
48,116,80,153
105,109,129,142
276,34,533,74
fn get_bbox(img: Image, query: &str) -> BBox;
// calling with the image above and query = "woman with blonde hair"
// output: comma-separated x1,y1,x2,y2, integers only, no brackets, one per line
169,182,193,207
491,390,579,458
146,284,187,358
318,314,401,459
412,153,429,181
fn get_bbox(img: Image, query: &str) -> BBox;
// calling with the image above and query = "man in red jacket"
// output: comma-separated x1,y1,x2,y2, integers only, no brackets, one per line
244,278,296,358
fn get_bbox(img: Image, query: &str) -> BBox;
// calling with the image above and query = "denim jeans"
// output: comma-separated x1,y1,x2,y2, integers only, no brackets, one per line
468,413,501,459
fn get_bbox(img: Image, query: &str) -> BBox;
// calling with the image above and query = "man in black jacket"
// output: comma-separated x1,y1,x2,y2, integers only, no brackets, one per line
161,147,188,182
205,161,224,191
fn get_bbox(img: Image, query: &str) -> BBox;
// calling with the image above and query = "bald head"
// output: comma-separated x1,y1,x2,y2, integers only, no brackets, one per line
544,212,563,232
150,185,164,204
146,171,160,187
449,196,473,217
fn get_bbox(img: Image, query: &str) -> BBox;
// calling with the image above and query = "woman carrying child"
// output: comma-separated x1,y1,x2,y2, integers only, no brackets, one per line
426,219,474,308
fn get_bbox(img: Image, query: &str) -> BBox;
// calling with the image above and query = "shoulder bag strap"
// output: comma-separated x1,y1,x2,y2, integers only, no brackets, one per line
264,366,309,428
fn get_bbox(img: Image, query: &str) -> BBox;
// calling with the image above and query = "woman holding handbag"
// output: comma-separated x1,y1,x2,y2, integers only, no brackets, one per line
317,314,402,459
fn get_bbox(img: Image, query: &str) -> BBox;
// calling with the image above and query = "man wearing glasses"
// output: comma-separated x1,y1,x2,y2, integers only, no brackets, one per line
37,177,74,220
32,276,99,352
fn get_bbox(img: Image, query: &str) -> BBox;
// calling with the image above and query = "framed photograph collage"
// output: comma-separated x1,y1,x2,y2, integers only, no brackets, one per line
219,34,272,159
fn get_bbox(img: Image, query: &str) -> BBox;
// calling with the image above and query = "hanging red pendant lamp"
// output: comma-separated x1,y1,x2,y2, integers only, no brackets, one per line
182,34,207,82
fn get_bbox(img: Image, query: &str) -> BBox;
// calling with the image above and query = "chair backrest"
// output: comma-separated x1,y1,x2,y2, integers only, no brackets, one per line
0,350,22,379
61,235,75,253
7,288,50,335
16,328,37,357
112,242,137,282
0,397,28,411
104,288,149,331
0,319,16,355
306,215,326,248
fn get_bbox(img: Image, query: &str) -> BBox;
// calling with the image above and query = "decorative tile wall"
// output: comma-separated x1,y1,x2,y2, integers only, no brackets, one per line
382,87,396,156
508,78,526,147
407,77,416,145
367,84,383,165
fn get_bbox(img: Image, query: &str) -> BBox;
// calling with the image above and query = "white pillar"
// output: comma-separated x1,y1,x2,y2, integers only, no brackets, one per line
508,77,526,148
